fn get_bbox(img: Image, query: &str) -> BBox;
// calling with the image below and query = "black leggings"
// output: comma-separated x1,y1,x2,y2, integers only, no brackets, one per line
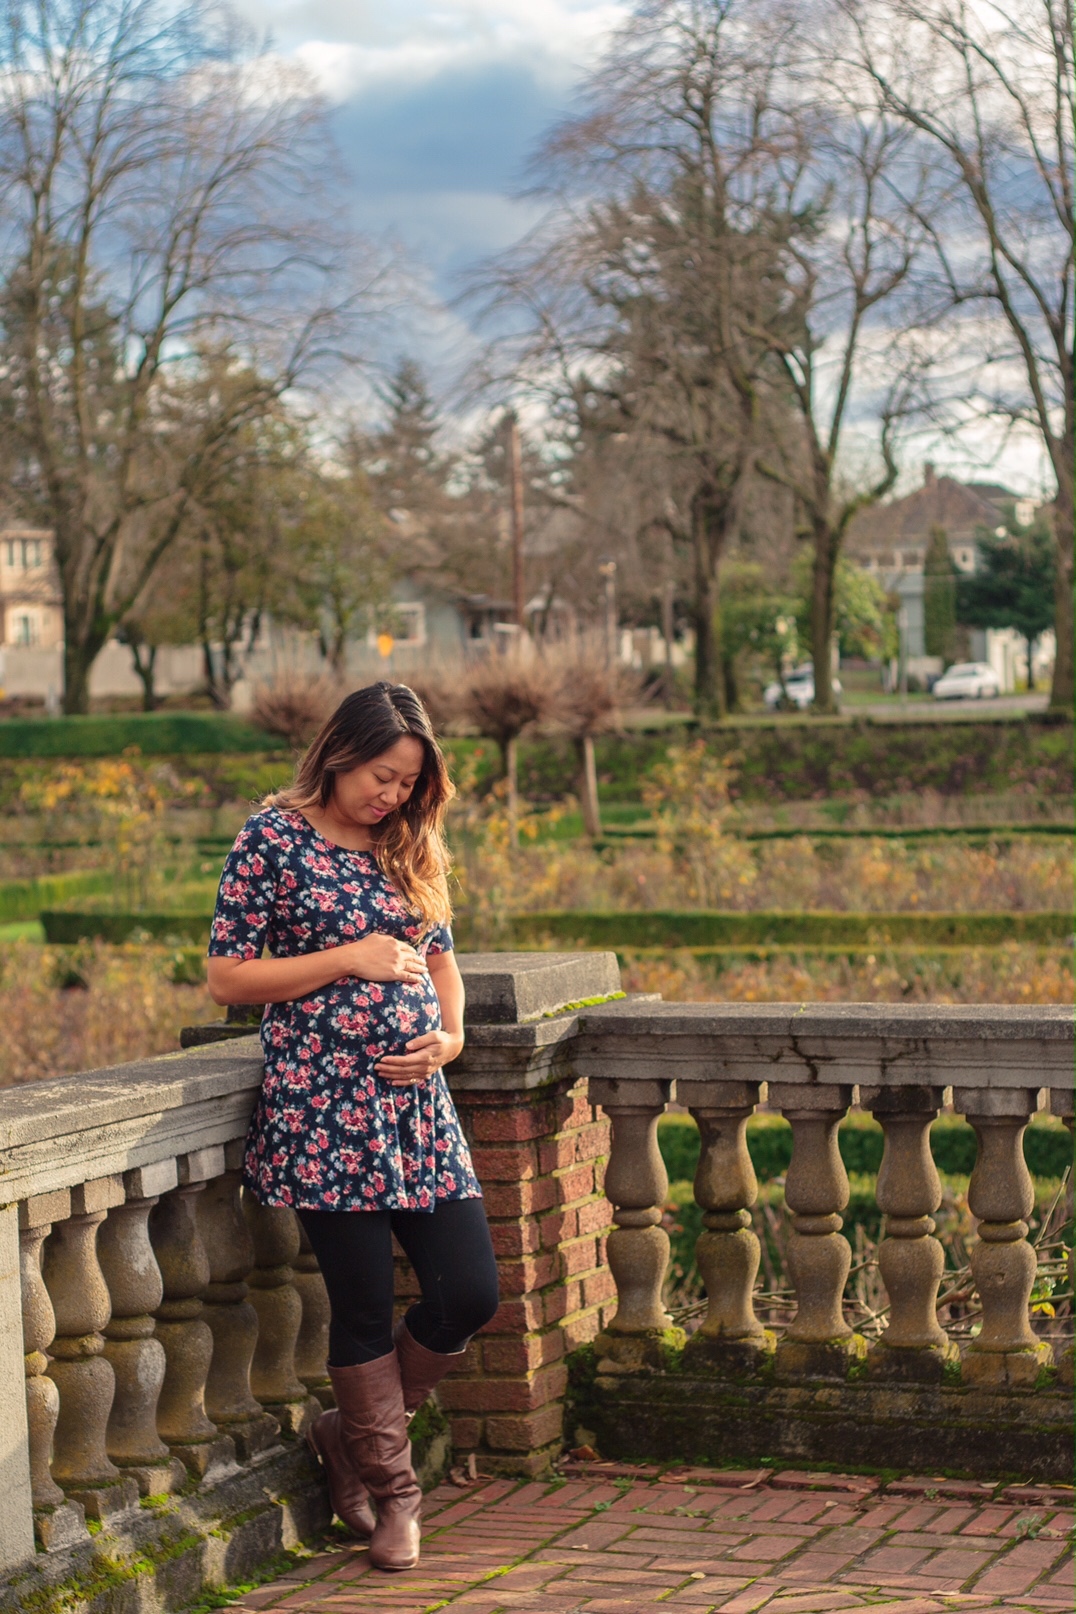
298,1198,500,1366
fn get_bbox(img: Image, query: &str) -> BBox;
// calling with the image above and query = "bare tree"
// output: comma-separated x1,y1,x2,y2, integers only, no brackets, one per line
553,638,638,836
756,92,927,710
0,0,384,711
462,651,557,846
470,0,804,718
840,0,1075,712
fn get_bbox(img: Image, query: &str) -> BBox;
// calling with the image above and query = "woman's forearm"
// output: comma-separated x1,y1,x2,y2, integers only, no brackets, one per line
207,948,354,1006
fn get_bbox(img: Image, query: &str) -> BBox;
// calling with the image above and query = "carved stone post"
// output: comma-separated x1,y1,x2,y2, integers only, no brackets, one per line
589,1078,683,1371
150,1150,237,1481
42,1178,139,1520
293,1221,333,1408
864,1087,957,1381
770,1084,864,1379
18,1191,86,1550
679,1080,771,1372
957,1087,1052,1388
243,1195,319,1436
98,1162,187,1496
1049,1085,1074,1389
197,1152,280,1460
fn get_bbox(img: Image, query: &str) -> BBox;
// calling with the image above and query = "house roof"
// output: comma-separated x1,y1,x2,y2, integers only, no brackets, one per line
846,469,1014,554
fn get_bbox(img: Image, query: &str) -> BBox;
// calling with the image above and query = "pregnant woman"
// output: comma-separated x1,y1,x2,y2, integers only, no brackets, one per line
206,682,498,1573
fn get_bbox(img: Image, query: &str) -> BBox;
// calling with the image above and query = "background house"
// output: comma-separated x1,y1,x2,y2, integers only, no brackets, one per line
845,466,1051,688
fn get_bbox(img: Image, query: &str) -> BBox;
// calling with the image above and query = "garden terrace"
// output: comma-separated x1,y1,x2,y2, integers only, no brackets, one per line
0,954,1071,1614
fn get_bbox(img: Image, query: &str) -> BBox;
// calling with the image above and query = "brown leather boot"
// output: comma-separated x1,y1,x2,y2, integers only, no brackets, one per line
394,1316,466,1420
306,1409,376,1539
329,1351,422,1571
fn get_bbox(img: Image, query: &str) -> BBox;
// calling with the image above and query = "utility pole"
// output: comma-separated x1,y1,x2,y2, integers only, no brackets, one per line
507,411,526,631
661,578,675,707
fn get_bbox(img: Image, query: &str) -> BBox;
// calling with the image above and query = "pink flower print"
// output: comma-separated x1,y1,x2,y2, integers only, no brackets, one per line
295,1159,322,1184
311,1093,330,1111
368,1136,385,1154
313,1128,329,1151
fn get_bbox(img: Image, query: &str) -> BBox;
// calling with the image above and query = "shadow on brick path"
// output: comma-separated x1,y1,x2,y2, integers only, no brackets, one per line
227,1465,1074,1614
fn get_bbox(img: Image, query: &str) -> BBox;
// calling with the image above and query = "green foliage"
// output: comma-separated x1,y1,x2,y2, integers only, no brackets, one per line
792,553,897,662
657,1111,1073,1183
717,561,801,706
0,713,282,758
494,909,1070,948
957,524,1056,683
0,871,114,923
924,526,959,661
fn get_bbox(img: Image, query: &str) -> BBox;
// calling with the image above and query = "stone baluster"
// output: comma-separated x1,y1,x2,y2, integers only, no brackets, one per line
149,1149,237,1481
864,1086,957,1381
243,1195,319,1436
42,1178,139,1521
770,1084,864,1379
197,1151,280,1460
1049,1085,1074,1389
98,1163,187,1496
18,1192,86,1550
589,1078,683,1370
679,1080,771,1371
293,1221,333,1408
957,1088,1052,1388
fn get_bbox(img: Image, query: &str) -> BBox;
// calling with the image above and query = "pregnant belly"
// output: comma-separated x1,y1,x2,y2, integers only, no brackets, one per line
302,976,441,1051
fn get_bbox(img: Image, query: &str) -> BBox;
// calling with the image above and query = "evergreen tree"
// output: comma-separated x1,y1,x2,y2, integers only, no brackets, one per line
957,525,1056,690
923,525,958,661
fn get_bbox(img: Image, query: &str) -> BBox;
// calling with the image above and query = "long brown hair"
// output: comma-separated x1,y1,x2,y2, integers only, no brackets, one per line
264,682,455,928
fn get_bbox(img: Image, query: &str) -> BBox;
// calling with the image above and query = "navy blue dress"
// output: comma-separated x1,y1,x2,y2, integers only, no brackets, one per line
208,807,482,1213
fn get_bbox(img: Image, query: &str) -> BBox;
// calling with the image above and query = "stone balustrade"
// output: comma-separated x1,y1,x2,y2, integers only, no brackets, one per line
0,959,1071,1613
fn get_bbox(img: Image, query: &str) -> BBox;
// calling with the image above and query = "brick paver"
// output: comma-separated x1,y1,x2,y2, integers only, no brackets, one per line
230,1465,1074,1614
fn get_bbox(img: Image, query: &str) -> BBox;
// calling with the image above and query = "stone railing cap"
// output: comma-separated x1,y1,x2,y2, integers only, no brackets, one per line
458,950,621,1023
577,999,1075,1042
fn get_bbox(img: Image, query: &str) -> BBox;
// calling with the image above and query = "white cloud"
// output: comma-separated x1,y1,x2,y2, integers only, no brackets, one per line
238,0,626,101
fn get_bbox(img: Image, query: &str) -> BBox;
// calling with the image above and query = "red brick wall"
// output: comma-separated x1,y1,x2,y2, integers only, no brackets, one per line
396,1078,614,1476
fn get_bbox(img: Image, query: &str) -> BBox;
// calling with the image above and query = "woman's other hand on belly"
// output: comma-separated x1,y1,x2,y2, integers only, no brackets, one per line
376,1029,465,1086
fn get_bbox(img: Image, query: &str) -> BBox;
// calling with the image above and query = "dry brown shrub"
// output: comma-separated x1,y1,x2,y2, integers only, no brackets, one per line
0,943,216,1086
402,664,466,736
250,674,340,749
552,639,639,737
462,649,558,762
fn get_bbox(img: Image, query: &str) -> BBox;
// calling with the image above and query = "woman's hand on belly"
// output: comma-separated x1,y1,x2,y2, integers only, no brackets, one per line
344,934,428,985
375,1029,465,1086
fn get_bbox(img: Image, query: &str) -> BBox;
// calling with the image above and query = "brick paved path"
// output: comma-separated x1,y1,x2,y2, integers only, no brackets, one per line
237,1465,1074,1614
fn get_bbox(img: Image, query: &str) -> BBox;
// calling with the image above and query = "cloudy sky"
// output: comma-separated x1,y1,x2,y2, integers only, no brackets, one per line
235,1,1048,495
239,2,623,287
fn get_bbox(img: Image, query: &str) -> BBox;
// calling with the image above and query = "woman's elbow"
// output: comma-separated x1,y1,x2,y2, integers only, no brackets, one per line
206,963,241,1005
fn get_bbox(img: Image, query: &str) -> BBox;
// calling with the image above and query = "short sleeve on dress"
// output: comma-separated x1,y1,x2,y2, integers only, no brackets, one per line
208,816,280,961
425,921,454,956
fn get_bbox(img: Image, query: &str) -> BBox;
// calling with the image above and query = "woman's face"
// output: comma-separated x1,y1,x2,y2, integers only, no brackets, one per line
332,736,425,827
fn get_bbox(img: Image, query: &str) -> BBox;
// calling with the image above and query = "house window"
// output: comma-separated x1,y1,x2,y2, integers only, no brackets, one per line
15,613,37,646
394,604,426,645
22,538,42,568
3,540,15,567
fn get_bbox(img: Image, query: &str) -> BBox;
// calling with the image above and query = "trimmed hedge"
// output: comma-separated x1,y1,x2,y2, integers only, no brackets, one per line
657,1111,1073,1184
0,871,114,923
498,910,1072,948
0,712,283,758
462,718,1074,804
40,910,212,944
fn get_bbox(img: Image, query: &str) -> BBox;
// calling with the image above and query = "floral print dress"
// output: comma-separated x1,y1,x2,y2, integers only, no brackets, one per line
208,806,482,1213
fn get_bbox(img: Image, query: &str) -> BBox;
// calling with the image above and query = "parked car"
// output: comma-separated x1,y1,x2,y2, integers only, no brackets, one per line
762,664,842,710
931,661,1001,700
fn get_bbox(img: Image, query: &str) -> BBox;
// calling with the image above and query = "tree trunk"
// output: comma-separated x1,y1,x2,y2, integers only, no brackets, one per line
810,520,840,713
1025,635,1036,693
505,734,520,849
692,543,725,721
1048,489,1074,713
62,624,109,716
129,643,159,711
577,734,602,837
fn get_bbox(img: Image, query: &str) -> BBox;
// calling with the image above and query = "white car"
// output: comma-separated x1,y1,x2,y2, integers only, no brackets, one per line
763,665,842,710
932,662,1000,700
